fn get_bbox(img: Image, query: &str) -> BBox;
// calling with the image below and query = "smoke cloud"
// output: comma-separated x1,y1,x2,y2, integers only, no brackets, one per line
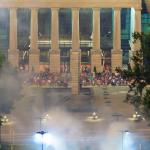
0,65,149,150
0,66,22,113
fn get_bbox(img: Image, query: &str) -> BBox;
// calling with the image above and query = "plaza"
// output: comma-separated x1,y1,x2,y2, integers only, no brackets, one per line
1,86,150,150
0,0,150,150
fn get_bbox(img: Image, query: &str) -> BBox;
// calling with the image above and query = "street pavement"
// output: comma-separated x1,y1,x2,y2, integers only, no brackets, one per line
64,86,150,150
2,86,150,149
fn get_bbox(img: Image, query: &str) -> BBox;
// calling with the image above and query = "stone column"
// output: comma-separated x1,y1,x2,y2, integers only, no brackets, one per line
91,8,102,73
8,8,19,69
70,8,80,95
49,8,60,73
134,9,141,33
72,8,80,50
133,8,141,50
132,9,141,49
111,8,122,72
29,8,39,72
129,8,141,67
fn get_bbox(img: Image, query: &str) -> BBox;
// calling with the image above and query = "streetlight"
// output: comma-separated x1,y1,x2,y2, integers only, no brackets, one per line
0,115,8,149
36,130,47,150
85,112,103,122
122,130,130,150
35,113,51,150
128,111,145,122
132,112,143,122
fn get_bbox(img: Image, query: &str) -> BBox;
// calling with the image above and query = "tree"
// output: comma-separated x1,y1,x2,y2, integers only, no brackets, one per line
93,66,97,74
123,32,150,124
0,52,5,69
142,89,150,125
142,33,150,83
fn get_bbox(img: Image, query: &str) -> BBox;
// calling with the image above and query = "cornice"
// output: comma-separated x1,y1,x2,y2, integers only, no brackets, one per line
0,0,141,9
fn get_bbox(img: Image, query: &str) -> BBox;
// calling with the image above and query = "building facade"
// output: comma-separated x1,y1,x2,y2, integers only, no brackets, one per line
0,0,142,94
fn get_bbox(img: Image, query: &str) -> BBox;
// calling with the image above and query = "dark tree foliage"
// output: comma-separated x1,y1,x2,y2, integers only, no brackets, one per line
143,89,150,124
143,90,150,109
123,32,150,82
142,33,150,83
132,32,150,82
122,63,134,79
0,52,5,69
123,32,150,124
93,66,97,74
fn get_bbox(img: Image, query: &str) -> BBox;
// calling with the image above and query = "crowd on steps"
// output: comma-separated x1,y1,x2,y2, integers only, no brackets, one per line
24,66,128,88
24,71,71,87
80,65,128,87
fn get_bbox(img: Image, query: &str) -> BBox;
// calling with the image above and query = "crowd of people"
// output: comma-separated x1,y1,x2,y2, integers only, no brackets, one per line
80,65,128,86
24,65,128,88
24,71,71,88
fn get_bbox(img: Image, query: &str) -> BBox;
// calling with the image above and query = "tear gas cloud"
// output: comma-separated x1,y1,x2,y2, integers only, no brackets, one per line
0,65,138,150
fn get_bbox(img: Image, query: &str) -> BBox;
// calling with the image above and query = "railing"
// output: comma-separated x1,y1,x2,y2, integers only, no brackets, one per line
38,40,93,48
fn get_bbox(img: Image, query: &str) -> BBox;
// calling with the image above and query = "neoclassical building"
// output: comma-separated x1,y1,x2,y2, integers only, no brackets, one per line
0,0,142,94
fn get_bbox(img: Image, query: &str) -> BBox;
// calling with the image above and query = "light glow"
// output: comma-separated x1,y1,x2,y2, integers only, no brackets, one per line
123,131,135,150
34,133,55,145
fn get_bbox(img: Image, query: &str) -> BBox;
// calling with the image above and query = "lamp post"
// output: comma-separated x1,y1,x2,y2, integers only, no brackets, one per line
36,130,47,150
91,112,99,120
122,130,129,150
0,115,8,150
35,114,50,150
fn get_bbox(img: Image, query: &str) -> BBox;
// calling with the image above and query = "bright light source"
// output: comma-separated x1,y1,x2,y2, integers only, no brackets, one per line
34,133,56,146
123,131,134,150
124,130,130,135
34,133,42,143
43,133,55,145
